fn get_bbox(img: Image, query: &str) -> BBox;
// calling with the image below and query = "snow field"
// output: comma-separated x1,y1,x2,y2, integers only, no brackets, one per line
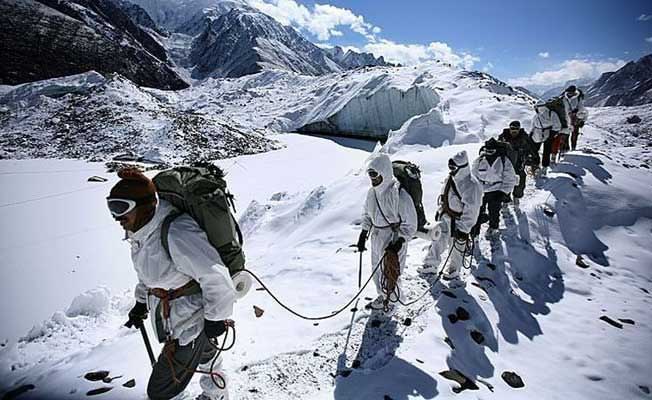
1,125,651,399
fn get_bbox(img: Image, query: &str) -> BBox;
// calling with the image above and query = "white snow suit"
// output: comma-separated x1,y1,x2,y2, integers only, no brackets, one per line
361,154,417,300
129,199,236,398
472,152,518,195
531,103,562,143
562,91,589,121
424,151,482,278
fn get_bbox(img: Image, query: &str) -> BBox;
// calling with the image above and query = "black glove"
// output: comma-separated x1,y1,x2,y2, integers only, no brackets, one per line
204,319,227,339
454,229,469,241
385,237,405,254
125,301,148,328
502,192,512,203
356,230,368,253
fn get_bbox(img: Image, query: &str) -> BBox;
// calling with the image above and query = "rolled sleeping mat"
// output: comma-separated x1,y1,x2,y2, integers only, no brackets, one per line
429,220,447,241
232,271,253,300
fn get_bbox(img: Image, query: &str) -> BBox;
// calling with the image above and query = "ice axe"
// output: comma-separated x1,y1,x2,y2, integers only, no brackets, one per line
125,319,156,367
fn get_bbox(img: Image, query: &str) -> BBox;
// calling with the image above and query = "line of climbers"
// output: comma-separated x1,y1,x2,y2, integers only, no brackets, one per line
105,84,588,400
356,84,588,310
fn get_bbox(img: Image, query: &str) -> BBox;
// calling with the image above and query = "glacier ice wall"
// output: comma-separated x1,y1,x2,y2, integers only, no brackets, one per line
297,74,440,139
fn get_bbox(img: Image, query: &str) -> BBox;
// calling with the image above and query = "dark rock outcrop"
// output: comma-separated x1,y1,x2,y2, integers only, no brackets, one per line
585,54,652,107
324,46,395,69
0,0,187,89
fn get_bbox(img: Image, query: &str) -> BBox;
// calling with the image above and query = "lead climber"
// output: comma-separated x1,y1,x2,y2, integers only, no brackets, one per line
108,168,235,400
357,153,417,315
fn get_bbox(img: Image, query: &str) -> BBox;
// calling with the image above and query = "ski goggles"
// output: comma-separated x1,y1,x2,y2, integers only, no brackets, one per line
367,169,380,178
448,159,468,171
107,195,155,217
483,148,497,156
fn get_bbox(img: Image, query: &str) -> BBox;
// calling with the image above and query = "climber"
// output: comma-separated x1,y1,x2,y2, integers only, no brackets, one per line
357,153,417,314
471,138,518,238
417,151,482,288
108,168,235,400
498,121,540,207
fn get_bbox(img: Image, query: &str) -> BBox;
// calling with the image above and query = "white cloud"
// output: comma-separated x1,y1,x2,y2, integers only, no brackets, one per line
538,52,550,58
249,0,481,70
247,0,380,41
508,59,626,87
363,39,479,68
483,62,494,72
638,14,652,21
646,37,652,43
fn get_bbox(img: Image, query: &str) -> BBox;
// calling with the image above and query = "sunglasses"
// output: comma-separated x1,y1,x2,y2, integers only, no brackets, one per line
107,198,138,218
483,148,497,156
368,170,380,178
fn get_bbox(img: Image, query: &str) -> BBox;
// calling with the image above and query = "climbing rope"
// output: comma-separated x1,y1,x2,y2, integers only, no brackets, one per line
240,254,387,321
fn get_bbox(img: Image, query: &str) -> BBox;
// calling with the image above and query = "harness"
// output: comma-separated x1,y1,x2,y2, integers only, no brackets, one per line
371,188,402,241
148,279,202,342
147,279,204,385
436,176,463,236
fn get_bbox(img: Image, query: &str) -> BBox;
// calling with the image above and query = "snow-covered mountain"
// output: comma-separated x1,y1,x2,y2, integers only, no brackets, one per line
585,54,652,107
129,0,250,32
0,61,537,164
0,0,188,90
324,46,395,69
189,8,342,79
176,63,536,144
129,0,390,79
540,78,594,100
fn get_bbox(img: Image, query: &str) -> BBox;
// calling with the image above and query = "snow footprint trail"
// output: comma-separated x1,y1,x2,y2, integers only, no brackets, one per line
230,270,445,399
229,167,561,399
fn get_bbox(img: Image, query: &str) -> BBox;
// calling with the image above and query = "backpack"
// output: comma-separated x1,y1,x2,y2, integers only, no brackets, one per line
392,160,428,231
153,164,245,276
538,96,568,129
482,139,517,169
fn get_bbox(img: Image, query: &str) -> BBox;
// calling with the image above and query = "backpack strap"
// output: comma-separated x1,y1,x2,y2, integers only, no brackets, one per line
161,211,183,259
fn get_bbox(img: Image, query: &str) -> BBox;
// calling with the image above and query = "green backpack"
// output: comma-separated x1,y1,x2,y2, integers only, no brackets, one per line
153,164,245,276
392,160,428,232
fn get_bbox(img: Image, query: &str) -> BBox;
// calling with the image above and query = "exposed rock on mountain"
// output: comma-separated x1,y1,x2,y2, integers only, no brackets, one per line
0,72,278,162
0,0,188,89
585,54,652,107
324,46,395,69
108,0,168,36
189,8,342,79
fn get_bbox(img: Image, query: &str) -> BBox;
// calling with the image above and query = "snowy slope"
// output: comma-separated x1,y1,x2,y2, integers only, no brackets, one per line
0,72,279,163
1,123,651,399
180,62,536,142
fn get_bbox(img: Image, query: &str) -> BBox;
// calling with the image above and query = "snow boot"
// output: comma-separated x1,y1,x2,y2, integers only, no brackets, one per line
418,264,439,274
442,269,465,288
485,228,500,239
366,296,385,310
383,302,397,317
196,392,228,400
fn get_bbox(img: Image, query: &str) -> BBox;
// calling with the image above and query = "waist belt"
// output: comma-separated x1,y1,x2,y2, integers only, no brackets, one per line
148,280,202,342
479,179,501,186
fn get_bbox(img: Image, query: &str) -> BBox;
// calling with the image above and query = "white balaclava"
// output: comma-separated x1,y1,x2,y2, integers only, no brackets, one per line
366,153,400,222
450,150,470,181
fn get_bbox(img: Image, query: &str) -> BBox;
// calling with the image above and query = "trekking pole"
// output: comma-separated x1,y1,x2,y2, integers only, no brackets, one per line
139,324,156,366
125,320,156,366
358,250,363,289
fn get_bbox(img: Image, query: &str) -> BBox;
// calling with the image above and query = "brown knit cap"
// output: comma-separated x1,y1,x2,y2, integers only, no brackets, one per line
109,168,157,202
